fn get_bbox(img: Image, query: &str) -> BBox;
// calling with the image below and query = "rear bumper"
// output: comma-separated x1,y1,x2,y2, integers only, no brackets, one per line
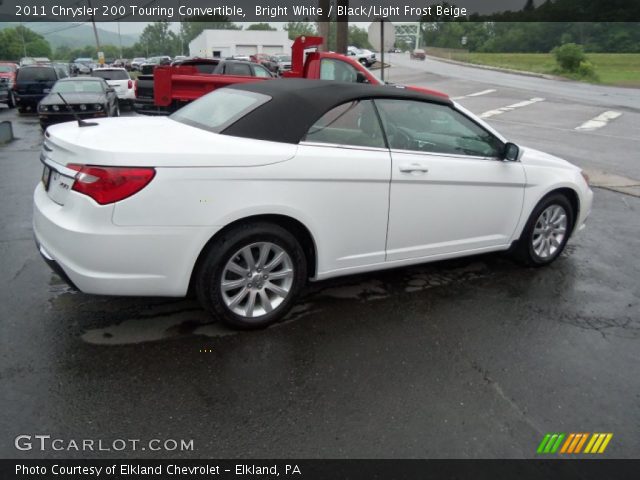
116,90,135,102
36,241,79,291
33,183,219,297
133,98,170,115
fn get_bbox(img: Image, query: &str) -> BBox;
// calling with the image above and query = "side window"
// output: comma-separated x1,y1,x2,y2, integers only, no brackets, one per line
303,100,385,148
226,63,252,76
319,58,358,83
375,99,503,158
252,65,272,78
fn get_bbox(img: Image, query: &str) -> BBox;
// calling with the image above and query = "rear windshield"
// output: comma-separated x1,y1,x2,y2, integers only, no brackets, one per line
92,69,129,80
170,89,270,134
17,67,56,82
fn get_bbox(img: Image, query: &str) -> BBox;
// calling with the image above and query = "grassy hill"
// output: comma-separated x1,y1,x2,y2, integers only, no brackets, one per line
0,22,138,48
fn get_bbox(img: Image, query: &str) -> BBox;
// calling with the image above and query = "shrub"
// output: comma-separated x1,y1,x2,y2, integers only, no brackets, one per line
577,60,598,80
552,43,586,72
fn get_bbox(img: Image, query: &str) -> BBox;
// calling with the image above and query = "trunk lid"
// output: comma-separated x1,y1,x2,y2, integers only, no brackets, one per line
43,116,297,169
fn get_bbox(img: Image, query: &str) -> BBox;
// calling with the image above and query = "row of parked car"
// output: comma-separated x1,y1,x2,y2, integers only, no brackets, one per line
0,60,136,130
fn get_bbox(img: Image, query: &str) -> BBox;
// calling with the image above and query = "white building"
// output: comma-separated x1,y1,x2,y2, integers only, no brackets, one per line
189,30,292,59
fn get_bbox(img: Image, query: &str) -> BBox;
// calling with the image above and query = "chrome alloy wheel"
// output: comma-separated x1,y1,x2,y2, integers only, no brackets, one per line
220,242,294,318
532,205,568,259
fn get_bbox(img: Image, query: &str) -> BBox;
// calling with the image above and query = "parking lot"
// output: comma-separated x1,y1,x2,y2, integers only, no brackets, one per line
1,57,639,458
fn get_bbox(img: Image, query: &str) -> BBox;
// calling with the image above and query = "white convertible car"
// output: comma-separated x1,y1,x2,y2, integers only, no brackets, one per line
34,79,593,328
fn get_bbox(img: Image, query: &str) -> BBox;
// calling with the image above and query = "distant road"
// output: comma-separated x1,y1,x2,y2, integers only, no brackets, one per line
387,54,640,111
383,53,640,181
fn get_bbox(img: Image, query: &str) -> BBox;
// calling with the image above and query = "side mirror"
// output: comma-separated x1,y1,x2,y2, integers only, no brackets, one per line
356,72,369,84
503,142,519,161
106,87,115,93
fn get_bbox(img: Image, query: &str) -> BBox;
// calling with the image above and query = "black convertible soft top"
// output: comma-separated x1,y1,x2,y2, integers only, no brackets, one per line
221,79,452,144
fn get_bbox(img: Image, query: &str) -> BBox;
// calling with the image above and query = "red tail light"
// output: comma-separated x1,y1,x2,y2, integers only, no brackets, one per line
67,164,155,205
128,79,133,89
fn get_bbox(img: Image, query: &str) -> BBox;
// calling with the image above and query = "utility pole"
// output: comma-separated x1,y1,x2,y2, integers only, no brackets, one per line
318,0,330,51
19,21,27,57
86,0,101,56
336,0,348,54
117,21,123,58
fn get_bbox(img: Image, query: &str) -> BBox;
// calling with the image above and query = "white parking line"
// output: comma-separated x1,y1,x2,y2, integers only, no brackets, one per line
575,111,622,131
479,98,545,119
451,89,496,100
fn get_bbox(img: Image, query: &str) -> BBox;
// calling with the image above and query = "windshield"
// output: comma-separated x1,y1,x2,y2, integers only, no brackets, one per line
52,80,104,94
171,89,270,133
275,55,291,62
92,69,129,80
0,65,15,73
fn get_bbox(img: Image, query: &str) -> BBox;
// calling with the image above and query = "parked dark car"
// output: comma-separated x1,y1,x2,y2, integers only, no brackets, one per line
38,77,119,130
14,65,68,113
0,78,15,108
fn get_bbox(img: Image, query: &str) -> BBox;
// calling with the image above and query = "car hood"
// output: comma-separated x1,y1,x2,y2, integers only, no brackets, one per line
44,116,297,168
519,146,578,171
41,92,106,105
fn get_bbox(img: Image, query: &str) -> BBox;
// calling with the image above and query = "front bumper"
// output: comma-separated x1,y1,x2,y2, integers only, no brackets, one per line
39,111,107,127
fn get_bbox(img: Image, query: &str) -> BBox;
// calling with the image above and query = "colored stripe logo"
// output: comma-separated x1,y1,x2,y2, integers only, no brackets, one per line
537,433,612,454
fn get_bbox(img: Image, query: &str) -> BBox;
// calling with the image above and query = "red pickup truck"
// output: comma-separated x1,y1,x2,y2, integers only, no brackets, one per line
137,36,386,115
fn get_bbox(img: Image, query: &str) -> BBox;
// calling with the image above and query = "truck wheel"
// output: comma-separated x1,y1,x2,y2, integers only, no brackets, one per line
7,92,16,109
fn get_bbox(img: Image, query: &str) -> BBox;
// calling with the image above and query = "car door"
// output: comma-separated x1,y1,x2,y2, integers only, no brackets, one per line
296,99,392,275
374,98,525,261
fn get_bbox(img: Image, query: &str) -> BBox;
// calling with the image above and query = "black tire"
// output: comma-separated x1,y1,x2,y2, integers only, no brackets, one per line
7,91,16,109
17,106,26,114
195,222,307,329
113,102,120,117
513,193,574,266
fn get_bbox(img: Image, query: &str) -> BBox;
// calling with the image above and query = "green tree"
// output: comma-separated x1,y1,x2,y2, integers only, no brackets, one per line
0,25,52,59
348,26,372,49
139,21,180,57
284,22,317,40
246,23,276,31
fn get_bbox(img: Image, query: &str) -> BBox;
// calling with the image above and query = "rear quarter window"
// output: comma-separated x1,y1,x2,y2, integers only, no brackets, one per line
170,89,271,134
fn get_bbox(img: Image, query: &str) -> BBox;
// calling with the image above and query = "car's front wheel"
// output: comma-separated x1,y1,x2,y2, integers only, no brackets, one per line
195,223,307,329
514,193,574,266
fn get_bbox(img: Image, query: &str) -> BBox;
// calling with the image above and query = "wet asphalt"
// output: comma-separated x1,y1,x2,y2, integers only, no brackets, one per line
1,72,639,459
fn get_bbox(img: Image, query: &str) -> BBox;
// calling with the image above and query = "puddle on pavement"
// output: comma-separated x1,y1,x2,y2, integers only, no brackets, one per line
48,257,506,346
47,243,584,346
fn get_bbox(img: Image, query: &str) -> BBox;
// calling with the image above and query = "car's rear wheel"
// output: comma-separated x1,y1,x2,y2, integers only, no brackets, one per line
514,193,574,266
195,223,307,329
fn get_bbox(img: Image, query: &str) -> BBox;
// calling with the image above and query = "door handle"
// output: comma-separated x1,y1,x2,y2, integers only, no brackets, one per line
399,163,429,174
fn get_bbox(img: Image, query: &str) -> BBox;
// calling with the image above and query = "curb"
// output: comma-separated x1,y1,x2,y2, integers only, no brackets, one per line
426,54,565,82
